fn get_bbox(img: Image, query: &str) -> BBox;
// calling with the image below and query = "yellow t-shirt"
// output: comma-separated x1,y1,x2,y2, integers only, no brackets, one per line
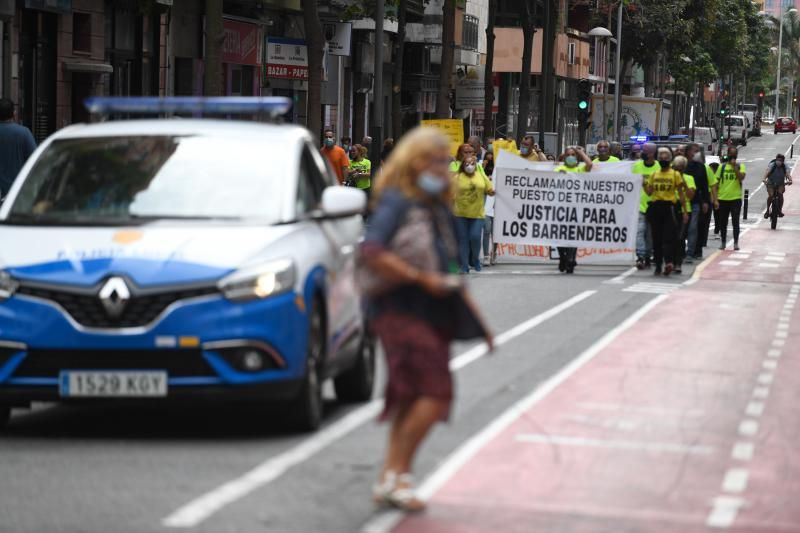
646,168,684,203
681,173,696,213
632,160,661,213
453,171,494,219
555,164,586,173
715,163,746,201
592,155,621,163
349,158,372,189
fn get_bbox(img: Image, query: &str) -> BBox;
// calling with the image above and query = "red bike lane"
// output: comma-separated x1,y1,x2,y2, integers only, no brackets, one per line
391,191,800,532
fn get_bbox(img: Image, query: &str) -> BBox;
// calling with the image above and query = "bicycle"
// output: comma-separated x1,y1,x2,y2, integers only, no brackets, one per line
766,180,792,230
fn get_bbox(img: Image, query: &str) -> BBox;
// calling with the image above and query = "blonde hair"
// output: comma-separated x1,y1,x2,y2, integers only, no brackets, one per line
673,155,688,172
372,127,450,204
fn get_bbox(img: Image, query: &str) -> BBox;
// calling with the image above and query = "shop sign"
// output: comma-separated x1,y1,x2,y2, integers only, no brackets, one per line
323,22,351,56
266,37,308,80
24,0,71,13
223,20,259,66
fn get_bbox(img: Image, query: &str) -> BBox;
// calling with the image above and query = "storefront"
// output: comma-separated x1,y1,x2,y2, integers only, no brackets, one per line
264,36,308,124
222,18,259,96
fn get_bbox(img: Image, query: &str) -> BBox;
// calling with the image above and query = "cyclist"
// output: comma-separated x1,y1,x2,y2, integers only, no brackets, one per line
763,154,793,219
714,146,746,251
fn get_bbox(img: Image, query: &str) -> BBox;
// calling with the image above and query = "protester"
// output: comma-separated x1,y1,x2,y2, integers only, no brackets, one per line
482,150,495,175
518,135,546,161
453,155,495,273
592,140,621,163
450,143,489,180
764,153,792,218
554,146,593,273
381,138,395,163
361,127,492,512
707,161,721,242
347,144,372,192
683,143,713,261
341,136,352,158
632,143,660,269
645,147,688,276
714,146,746,250
320,128,350,185
672,155,695,274
0,97,36,198
481,151,496,266
467,135,486,161
610,141,623,160
362,136,373,151
630,143,643,160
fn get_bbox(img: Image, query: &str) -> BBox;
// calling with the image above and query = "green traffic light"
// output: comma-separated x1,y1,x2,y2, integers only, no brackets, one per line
578,100,588,110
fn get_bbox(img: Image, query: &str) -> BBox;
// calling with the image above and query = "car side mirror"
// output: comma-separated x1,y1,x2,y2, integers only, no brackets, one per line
319,186,366,218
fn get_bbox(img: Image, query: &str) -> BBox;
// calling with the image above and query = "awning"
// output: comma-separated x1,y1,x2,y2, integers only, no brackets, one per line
62,61,114,74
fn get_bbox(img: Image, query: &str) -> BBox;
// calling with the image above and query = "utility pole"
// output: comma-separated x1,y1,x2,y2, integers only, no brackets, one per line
483,2,496,141
612,0,623,142
371,0,385,172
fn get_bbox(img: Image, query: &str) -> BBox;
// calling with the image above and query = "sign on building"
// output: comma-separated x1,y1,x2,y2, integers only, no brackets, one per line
421,118,464,157
266,38,308,80
323,22,352,56
223,20,259,66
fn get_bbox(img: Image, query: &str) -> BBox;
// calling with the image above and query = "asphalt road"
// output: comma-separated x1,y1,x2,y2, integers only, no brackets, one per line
1,131,795,533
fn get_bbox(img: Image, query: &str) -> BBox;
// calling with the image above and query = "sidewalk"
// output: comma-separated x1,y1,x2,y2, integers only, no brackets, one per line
389,183,800,531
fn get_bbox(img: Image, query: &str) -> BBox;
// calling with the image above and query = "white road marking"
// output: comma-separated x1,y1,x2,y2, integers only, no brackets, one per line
763,256,784,262
738,420,759,436
731,442,754,461
623,282,679,295
763,360,778,370
605,267,637,284
359,295,670,533
775,330,788,339
729,254,750,260
757,263,779,268
745,402,765,417
757,373,774,385
767,251,786,257
767,349,782,358
706,496,745,528
777,322,789,329
575,402,705,417
162,290,599,528
721,468,749,493
752,387,770,399
773,339,786,347
719,260,742,267
514,434,714,455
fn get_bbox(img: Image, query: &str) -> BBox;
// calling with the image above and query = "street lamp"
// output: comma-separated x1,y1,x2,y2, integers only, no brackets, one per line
589,26,613,140
612,1,624,142
775,7,797,119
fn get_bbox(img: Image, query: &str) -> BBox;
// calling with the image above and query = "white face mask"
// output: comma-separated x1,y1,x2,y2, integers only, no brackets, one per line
693,152,702,162
464,164,476,174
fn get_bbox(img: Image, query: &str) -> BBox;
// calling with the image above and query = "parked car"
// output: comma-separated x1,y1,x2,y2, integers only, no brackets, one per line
774,116,797,134
723,115,748,146
0,97,374,431
679,126,718,155
762,116,775,126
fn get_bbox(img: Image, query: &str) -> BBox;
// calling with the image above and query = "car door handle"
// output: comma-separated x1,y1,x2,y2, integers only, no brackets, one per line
340,244,355,255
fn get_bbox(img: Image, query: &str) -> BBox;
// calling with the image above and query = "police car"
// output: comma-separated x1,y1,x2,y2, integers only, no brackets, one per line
0,97,372,431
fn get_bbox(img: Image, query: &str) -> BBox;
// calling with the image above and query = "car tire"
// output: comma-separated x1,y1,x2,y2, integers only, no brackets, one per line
333,329,376,403
289,298,325,432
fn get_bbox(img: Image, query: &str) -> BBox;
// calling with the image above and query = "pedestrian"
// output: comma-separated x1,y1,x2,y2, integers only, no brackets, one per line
644,147,688,276
672,155,695,274
381,138,395,163
341,136,353,158
714,146,746,250
554,146,593,273
518,135,546,161
346,144,372,192
610,141,623,160
453,154,495,273
321,128,350,185
764,153,791,218
467,135,486,161
592,139,621,163
630,143,643,160
632,143,660,269
360,126,492,512
0,98,36,198
683,143,713,261
362,135,373,151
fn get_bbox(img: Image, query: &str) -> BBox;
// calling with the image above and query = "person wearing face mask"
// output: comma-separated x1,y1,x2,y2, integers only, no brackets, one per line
467,135,486,162
629,143,643,161
554,146,593,273
361,127,492,512
347,144,372,192
610,141,623,160
683,144,715,261
714,147,746,250
453,155,495,273
632,143,659,269
518,135,546,161
341,136,352,159
481,151,497,266
671,155,695,274
763,153,792,219
645,147,688,276
592,140,621,163
321,128,350,185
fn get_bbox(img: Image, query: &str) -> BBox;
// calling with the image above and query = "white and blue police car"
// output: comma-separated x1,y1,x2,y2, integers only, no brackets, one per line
0,97,372,430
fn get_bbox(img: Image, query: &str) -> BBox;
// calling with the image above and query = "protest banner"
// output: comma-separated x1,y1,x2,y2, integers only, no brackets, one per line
421,119,464,157
492,165,640,251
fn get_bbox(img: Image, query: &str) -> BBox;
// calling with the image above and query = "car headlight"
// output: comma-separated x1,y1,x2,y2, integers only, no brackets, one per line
218,259,296,302
0,271,18,300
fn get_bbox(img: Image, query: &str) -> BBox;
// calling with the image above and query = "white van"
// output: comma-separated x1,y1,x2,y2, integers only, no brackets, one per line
680,126,718,155
723,115,748,146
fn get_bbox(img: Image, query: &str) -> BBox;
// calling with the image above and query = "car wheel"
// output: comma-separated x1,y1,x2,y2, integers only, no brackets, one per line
289,298,325,431
333,329,376,403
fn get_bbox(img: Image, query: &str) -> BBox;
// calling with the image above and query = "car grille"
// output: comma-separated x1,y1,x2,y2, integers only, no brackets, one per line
16,284,218,328
12,349,214,378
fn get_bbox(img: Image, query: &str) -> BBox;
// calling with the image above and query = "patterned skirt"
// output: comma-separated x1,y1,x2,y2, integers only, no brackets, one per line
370,311,454,422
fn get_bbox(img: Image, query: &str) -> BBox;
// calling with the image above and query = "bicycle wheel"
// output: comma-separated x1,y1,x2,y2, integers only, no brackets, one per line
771,197,779,230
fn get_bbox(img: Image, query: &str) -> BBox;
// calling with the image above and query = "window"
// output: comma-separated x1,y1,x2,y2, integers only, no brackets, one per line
462,14,479,51
73,12,91,54
568,42,577,65
297,146,328,216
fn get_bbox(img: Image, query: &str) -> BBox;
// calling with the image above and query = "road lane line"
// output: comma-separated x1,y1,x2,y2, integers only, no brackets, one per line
738,420,759,436
514,434,714,455
721,468,749,493
605,267,637,284
707,496,745,528
731,442,754,461
162,290,597,528
360,294,669,533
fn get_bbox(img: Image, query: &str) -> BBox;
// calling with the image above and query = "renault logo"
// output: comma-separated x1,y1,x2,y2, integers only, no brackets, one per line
98,277,131,318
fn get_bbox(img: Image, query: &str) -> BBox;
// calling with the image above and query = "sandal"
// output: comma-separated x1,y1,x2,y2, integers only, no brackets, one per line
385,473,427,513
372,471,397,507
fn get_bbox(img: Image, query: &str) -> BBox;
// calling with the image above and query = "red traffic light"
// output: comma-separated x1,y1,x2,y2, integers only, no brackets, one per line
759,91,765,98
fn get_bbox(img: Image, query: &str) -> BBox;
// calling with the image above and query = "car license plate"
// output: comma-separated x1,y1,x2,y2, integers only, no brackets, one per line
59,371,168,398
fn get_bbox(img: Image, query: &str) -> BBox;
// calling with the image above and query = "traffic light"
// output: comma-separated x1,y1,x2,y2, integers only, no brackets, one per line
578,79,592,125
758,91,765,99
720,100,728,117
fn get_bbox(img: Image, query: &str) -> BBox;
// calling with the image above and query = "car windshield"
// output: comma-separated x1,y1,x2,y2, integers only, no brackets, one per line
7,135,291,224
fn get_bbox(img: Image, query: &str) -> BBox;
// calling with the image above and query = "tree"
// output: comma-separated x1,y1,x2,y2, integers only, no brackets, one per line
517,1,535,144
204,0,223,96
302,0,324,142
483,1,496,141
392,0,408,139
436,0,456,118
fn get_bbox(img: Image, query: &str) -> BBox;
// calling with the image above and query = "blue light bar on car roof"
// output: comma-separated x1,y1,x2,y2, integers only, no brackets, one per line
84,96,292,116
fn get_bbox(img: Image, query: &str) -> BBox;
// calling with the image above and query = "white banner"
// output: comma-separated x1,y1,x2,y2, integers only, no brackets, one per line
492,166,640,250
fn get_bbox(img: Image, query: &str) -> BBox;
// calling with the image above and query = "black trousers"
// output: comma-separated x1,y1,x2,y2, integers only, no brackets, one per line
697,208,711,254
673,204,686,266
717,199,742,243
647,201,677,268
558,247,577,264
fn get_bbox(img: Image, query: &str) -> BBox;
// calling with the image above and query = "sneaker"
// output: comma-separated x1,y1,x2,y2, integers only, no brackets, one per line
684,256,694,264
674,266,682,274
734,242,740,251
779,212,785,218
482,257,490,267
635,258,645,270
764,211,770,219
664,263,674,276
473,262,482,272
653,268,662,276
719,244,726,250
